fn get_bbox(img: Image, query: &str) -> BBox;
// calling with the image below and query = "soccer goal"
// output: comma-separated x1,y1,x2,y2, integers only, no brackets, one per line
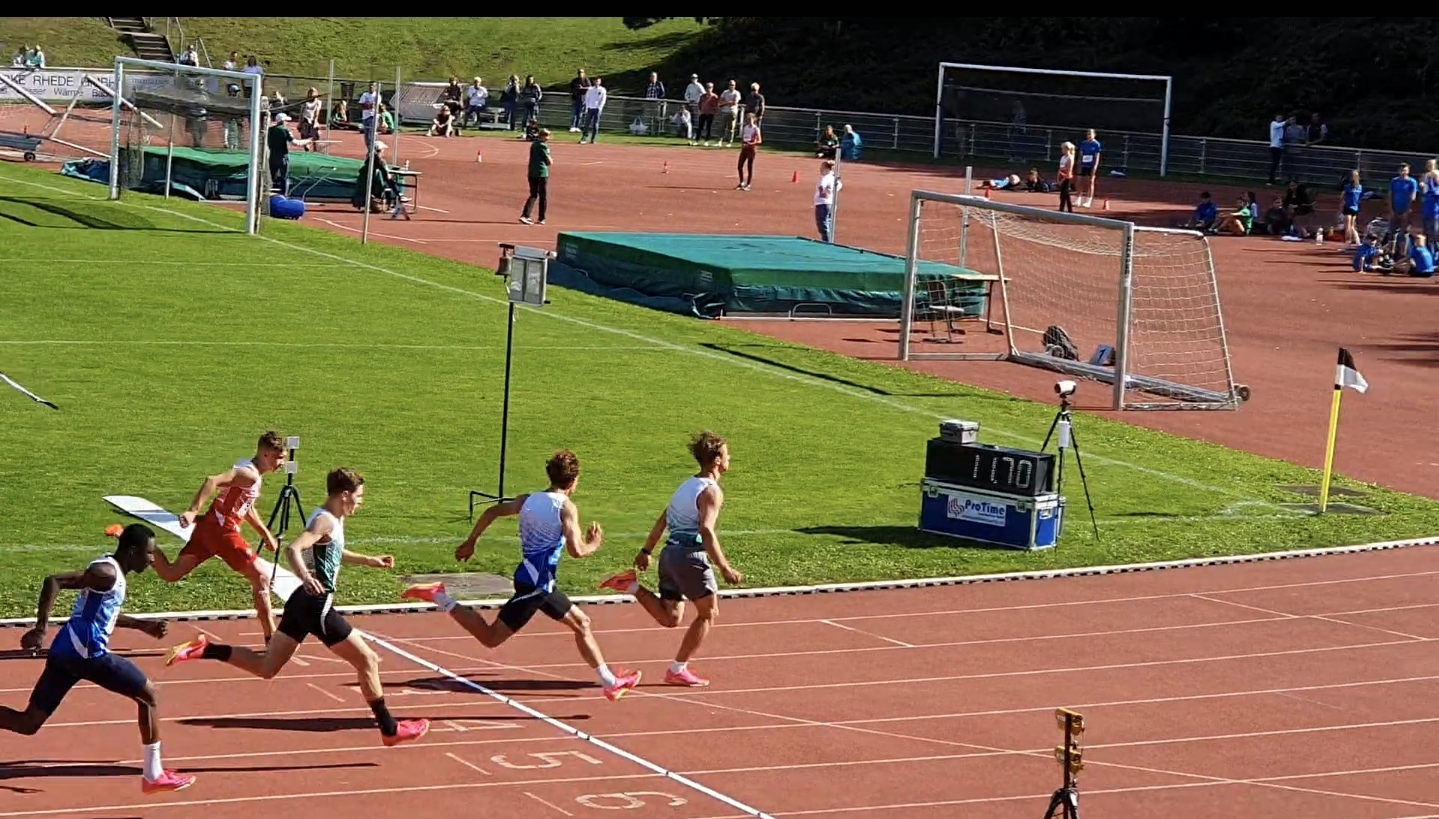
109,57,266,234
933,62,1173,177
899,190,1247,411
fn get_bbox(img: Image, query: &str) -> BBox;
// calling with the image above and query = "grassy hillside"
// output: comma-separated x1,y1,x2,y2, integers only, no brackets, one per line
0,17,705,92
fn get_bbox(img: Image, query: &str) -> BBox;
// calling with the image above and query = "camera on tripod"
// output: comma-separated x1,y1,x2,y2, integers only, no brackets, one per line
1054,380,1077,398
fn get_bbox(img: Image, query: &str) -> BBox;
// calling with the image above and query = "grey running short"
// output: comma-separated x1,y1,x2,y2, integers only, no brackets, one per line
657,546,718,602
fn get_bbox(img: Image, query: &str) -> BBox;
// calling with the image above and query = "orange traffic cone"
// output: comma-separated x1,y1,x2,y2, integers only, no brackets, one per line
475,150,482,163
791,170,800,183
1103,199,1111,210
663,160,670,174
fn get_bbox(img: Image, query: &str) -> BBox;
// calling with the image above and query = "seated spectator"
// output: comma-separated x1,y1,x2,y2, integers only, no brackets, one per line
1352,234,1384,273
1185,192,1218,232
329,99,356,130
840,124,862,161
427,103,454,137
353,141,403,212
523,117,542,141
1406,233,1435,277
1024,167,1052,193
1259,196,1292,236
26,46,44,69
463,77,489,127
816,125,839,159
1214,195,1253,236
977,174,1023,191
671,107,693,140
11,47,25,68
378,103,397,135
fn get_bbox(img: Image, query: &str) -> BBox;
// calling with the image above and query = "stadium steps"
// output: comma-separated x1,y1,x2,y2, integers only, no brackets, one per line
105,17,176,63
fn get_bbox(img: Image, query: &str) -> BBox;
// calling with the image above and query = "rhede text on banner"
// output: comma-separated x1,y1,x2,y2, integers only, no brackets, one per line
0,67,173,104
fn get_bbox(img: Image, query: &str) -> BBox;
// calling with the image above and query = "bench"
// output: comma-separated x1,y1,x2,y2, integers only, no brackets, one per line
0,131,42,161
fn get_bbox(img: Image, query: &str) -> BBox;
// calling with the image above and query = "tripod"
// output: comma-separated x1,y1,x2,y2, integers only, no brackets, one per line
1044,709,1085,819
265,440,306,589
1040,394,1100,542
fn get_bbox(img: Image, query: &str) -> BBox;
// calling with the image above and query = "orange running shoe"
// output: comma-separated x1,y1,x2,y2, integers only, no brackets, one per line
142,770,196,794
599,570,637,593
401,582,447,604
164,635,209,667
382,718,431,747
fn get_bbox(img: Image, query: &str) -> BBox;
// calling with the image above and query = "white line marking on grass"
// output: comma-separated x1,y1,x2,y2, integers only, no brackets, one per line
523,791,575,816
314,217,427,244
444,751,491,775
0,339,667,353
0,170,1279,509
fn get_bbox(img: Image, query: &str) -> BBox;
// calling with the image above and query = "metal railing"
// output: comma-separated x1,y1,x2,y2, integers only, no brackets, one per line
503,92,1432,188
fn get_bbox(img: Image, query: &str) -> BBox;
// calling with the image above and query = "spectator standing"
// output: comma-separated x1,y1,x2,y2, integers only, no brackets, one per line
1056,141,1076,213
568,69,590,133
1078,128,1101,208
521,75,543,127
1390,162,1418,241
464,77,489,128
178,45,198,67
223,51,239,72
266,113,312,197
358,81,379,149
299,87,322,149
745,83,766,124
684,73,704,117
1421,159,1439,249
815,125,838,159
519,129,552,225
242,56,264,99
1267,113,1292,185
1306,113,1328,145
694,83,719,146
717,80,742,147
813,159,841,242
443,76,462,105
501,75,520,130
840,124,863,161
579,78,606,143
1340,170,1364,248
736,112,761,190
645,72,667,135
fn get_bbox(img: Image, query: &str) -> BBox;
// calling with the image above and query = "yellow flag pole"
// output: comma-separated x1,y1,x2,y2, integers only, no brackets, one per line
1317,386,1344,513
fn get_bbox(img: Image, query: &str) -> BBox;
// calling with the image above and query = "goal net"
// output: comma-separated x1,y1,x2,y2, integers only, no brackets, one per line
110,57,265,234
899,190,1246,410
933,62,1173,176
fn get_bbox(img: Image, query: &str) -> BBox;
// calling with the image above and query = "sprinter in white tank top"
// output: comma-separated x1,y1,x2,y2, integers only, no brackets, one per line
600,430,743,688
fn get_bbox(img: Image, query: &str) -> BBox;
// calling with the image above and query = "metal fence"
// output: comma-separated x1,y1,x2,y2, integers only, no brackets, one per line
515,92,1433,189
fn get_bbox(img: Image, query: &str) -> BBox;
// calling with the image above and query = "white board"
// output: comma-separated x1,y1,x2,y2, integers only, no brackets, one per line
103,495,301,602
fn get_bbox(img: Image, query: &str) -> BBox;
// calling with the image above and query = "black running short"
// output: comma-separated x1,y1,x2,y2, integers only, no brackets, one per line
497,581,572,632
30,649,150,716
277,587,353,648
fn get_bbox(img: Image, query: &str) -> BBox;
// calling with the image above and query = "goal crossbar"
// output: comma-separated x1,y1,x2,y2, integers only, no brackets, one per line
110,56,266,234
933,61,1174,176
900,190,1244,411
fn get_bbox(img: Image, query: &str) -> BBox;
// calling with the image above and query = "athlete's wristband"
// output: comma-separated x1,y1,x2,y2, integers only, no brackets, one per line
640,547,653,555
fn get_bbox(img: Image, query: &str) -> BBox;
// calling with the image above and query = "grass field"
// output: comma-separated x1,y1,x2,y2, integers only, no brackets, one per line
0,17,706,91
1,161,1437,620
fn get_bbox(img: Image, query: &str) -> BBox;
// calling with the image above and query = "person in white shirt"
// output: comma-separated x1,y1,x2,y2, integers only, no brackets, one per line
684,73,704,116
813,160,842,242
11,48,25,68
299,87,323,148
717,80,742,147
358,82,379,149
579,78,607,144
464,77,489,128
1268,113,1293,185
223,51,239,72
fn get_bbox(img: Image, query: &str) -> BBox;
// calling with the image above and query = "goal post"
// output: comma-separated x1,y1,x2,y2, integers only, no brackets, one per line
899,190,1247,411
933,62,1174,177
110,56,266,234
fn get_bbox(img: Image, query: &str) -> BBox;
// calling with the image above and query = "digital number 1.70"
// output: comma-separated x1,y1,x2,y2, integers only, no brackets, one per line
973,454,1033,489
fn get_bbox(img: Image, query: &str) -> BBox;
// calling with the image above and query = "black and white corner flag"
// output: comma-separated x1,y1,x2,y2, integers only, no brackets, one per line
1336,348,1369,394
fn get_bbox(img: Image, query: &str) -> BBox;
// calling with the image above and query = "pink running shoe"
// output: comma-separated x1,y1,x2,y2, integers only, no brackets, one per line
599,570,637,593
382,718,431,747
164,635,209,667
664,667,709,687
142,770,196,794
401,581,447,604
603,669,643,701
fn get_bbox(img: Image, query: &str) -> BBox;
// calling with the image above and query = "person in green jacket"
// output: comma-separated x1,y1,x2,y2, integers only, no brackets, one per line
520,128,551,225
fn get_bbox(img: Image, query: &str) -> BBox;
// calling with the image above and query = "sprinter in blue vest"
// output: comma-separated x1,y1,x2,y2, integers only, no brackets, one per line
0,524,195,794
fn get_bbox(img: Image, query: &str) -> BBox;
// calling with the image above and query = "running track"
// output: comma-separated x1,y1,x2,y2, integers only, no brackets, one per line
6,545,1439,818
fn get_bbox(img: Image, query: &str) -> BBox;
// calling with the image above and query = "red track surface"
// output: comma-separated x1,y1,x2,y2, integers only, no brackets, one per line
5,545,1439,818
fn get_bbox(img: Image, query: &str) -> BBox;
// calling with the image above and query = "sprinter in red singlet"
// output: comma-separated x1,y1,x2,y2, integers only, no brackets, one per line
153,431,286,640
